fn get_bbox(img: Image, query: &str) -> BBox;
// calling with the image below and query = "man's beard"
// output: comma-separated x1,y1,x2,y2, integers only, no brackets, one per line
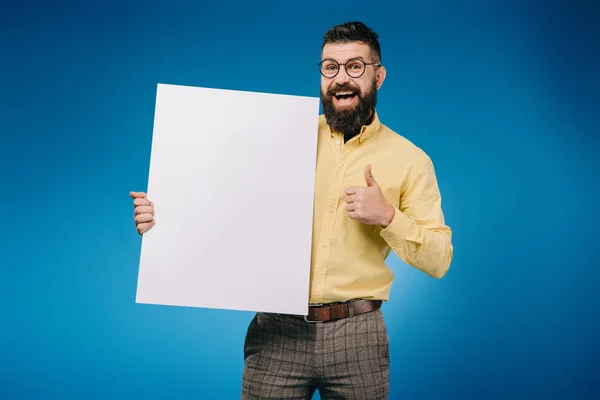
321,79,377,139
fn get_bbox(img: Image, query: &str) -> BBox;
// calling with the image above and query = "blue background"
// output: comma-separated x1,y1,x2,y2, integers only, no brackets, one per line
2,0,599,398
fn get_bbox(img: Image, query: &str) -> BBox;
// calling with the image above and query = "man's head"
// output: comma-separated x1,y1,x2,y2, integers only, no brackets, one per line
320,21,386,137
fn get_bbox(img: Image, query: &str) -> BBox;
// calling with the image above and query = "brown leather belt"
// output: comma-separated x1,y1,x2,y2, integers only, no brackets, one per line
294,299,382,322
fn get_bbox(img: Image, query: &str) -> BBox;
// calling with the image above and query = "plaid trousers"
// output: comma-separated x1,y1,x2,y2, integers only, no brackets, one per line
241,308,390,399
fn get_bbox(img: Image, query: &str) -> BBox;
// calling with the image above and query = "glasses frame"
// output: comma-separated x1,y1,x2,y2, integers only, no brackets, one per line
318,58,381,78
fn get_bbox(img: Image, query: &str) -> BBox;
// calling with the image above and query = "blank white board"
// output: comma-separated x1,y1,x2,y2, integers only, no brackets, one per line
136,83,320,315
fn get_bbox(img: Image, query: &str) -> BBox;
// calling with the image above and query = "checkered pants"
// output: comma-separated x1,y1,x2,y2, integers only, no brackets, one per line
241,309,390,399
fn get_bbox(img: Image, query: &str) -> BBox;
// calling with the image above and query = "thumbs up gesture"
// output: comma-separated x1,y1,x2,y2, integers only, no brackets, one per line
344,165,396,228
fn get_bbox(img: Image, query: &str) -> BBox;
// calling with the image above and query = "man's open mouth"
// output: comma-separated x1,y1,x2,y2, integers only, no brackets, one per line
333,91,358,105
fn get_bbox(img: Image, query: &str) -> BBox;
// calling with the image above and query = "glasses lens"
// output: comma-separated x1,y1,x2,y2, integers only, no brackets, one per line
346,60,365,77
320,60,339,77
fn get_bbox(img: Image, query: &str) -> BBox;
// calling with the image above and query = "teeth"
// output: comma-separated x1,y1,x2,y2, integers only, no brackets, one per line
335,91,354,95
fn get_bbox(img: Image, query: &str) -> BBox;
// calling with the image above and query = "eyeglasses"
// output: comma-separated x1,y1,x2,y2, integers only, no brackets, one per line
318,58,381,78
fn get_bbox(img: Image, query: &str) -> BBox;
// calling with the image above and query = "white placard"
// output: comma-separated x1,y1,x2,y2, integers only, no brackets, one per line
136,83,320,315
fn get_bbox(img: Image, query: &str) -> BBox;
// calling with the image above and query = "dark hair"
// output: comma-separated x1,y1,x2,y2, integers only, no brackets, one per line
322,21,381,62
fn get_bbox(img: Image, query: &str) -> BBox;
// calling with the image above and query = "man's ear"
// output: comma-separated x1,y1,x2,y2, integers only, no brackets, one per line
375,65,386,90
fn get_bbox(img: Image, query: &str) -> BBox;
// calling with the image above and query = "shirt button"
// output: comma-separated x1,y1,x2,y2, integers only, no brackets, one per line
328,207,334,213
336,174,340,179
336,140,340,145
322,243,328,248
317,279,321,284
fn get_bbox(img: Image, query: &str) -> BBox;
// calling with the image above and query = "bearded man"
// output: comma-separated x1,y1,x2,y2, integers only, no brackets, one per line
131,21,453,400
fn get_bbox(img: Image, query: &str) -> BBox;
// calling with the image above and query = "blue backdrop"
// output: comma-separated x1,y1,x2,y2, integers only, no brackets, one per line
2,0,598,399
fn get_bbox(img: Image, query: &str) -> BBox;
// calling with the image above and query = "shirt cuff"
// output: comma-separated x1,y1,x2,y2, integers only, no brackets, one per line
380,207,420,247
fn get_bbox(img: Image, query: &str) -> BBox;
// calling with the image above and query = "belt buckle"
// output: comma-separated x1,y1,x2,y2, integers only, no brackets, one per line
304,303,325,323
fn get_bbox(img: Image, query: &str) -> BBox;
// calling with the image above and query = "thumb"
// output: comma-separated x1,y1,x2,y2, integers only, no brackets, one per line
364,165,378,187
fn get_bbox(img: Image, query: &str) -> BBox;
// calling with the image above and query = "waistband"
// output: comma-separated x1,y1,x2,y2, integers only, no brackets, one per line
291,299,382,323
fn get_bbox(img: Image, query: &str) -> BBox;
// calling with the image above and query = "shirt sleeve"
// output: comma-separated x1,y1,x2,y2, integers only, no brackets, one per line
379,152,453,278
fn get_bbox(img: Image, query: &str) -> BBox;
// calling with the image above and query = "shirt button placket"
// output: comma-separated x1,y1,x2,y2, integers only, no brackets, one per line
319,136,353,300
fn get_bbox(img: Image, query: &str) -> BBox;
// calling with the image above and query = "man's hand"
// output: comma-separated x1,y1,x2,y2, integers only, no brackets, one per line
130,191,155,235
344,165,395,228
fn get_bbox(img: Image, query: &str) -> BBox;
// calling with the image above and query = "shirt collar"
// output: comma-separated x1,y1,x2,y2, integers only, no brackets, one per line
329,110,382,143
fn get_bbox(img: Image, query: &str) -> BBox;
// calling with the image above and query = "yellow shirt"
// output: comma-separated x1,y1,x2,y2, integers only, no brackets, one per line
309,111,453,304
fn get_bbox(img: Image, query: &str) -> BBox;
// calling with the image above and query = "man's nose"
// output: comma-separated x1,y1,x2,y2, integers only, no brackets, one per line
334,67,351,85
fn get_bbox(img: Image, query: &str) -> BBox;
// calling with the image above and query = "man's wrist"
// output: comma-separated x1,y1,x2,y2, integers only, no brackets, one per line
379,204,396,228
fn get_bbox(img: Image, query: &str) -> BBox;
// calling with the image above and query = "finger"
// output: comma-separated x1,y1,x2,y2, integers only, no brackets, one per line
347,210,358,220
345,202,356,212
130,191,147,199
134,205,154,216
345,186,360,196
137,220,155,235
364,165,377,187
345,194,356,204
133,198,152,207
135,213,154,224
